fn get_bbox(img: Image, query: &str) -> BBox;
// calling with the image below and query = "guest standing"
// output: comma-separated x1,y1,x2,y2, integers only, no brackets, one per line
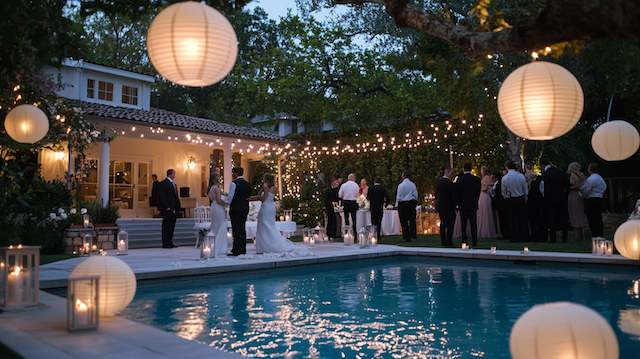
524,162,536,188
157,169,181,248
359,178,369,198
436,167,456,247
339,174,360,232
540,159,569,242
527,174,545,242
396,169,418,242
324,175,341,240
456,163,481,247
150,174,160,216
581,162,607,238
501,161,528,242
228,167,251,256
477,166,497,238
492,169,510,239
567,162,589,240
367,178,389,240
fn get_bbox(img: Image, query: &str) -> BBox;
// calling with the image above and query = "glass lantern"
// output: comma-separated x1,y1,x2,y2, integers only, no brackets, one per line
302,229,311,244
200,232,214,260
82,233,94,256
82,213,91,228
117,230,128,255
343,226,354,246
67,275,99,332
313,226,327,243
284,209,293,222
358,227,368,248
367,225,378,247
0,245,40,309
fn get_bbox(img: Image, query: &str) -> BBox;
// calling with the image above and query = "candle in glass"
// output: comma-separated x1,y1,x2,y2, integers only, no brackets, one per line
7,266,23,306
202,246,211,259
523,246,529,254
309,236,315,246
75,299,90,327
490,247,497,254
461,243,468,250
118,240,126,252
285,214,291,221
279,215,284,221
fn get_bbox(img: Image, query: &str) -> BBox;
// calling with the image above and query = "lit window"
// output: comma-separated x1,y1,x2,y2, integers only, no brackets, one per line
87,79,95,98
98,81,114,101
122,85,138,105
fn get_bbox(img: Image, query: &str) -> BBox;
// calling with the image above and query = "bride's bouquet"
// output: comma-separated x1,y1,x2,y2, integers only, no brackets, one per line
357,194,370,210
220,191,229,205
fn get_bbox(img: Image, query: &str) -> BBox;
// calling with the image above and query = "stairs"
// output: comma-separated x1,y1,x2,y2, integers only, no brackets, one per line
116,218,198,248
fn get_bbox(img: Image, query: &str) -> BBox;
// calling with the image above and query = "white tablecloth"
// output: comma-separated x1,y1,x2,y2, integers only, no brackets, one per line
339,209,401,235
226,221,296,239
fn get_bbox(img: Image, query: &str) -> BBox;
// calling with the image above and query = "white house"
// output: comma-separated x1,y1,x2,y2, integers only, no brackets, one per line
251,112,335,137
40,59,285,218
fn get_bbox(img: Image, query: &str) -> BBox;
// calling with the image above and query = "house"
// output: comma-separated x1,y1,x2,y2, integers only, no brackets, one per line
40,59,286,218
251,113,335,137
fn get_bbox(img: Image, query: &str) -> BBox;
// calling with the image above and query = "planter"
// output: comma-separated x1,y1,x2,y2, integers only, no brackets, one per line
93,224,118,250
63,227,94,254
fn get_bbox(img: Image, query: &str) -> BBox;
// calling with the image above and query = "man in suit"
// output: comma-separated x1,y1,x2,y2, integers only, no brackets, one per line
324,175,341,240
228,167,250,256
456,163,481,247
367,178,389,240
436,167,456,247
540,158,570,242
150,174,160,216
157,169,181,248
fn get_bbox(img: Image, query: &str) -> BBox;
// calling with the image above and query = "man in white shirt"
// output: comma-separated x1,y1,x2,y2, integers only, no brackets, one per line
581,162,607,237
501,161,529,241
396,169,418,242
339,173,360,232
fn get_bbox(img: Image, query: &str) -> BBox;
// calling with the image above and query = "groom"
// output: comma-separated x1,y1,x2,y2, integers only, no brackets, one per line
228,167,250,256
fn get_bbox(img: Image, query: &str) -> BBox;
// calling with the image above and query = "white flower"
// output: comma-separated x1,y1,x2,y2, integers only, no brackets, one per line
60,213,68,220
58,208,65,214
80,208,87,214
49,213,56,219
70,208,77,214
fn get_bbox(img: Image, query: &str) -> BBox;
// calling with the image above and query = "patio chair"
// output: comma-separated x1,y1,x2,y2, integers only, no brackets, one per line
193,206,211,248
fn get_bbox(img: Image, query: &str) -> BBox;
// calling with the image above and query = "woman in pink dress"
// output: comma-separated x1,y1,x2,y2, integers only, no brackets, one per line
359,178,369,198
477,166,497,238
567,162,588,240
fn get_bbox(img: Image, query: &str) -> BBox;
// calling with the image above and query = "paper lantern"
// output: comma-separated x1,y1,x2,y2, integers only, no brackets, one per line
510,302,618,359
70,256,136,317
498,61,584,140
614,200,640,260
591,120,640,161
4,104,49,143
146,1,238,87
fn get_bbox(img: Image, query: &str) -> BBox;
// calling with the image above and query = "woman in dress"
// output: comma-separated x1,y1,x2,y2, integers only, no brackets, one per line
477,166,497,238
255,173,311,256
208,172,229,256
359,178,369,198
567,162,588,240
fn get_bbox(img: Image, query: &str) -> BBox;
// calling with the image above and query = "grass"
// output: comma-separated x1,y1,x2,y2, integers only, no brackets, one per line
40,254,74,265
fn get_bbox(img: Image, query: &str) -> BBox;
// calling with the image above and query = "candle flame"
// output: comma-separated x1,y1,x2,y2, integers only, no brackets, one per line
10,266,21,276
75,299,89,312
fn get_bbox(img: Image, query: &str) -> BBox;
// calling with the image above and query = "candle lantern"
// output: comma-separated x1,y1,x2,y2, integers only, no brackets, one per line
302,229,311,244
117,230,128,255
67,275,99,332
82,233,95,256
313,226,327,243
592,237,603,255
491,247,497,254
308,232,316,247
343,226,354,245
200,232,214,260
83,214,91,228
523,246,530,254
358,227,368,248
0,245,40,309
284,209,293,222
367,225,378,247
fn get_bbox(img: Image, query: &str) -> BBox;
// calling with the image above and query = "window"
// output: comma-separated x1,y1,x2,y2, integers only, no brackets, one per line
98,81,114,101
122,85,138,105
87,79,95,98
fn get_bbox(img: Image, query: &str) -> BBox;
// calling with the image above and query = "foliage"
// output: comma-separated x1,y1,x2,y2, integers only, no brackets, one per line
85,200,120,225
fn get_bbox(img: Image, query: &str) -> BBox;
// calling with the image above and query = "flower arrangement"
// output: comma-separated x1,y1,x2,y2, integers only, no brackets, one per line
357,194,370,209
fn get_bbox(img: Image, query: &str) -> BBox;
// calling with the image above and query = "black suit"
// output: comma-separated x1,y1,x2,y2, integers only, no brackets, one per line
157,178,181,247
367,183,389,240
229,177,250,255
456,173,481,246
435,177,456,247
542,166,569,242
324,186,340,239
150,179,160,207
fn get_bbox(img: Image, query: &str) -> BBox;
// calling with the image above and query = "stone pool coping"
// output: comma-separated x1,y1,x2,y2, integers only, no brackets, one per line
2,244,638,359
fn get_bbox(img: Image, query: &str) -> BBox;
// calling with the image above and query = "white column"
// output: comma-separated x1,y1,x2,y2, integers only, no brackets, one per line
223,144,232,192
66,141,73,190
277,155,283,199
99,141,110,208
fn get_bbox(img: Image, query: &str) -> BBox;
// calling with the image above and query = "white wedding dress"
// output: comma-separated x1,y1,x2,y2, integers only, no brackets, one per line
255,192,311,256
209,186,229,256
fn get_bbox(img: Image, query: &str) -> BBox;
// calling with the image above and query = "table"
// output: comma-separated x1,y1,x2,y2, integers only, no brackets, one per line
338,209,401,235
226,220,296,239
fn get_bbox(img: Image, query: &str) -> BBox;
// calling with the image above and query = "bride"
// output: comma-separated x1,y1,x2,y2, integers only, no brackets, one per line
207,172,229,256
253,173,311,256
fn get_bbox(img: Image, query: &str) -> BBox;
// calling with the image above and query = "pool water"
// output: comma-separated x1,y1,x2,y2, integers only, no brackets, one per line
122,257,640,358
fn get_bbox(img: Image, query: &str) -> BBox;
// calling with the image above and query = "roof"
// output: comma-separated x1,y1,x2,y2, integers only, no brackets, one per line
62,59,156,83
80,102,285,142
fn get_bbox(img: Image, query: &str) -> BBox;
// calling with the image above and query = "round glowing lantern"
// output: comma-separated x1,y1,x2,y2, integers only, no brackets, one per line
510,302,618,359
498,61,584,140
614,200,640,260
591,120,640,161
146,1,238,87
70,256,136,317
4,104,49,143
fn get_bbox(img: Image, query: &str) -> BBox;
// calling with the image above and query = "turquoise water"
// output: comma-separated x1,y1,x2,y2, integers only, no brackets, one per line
122,257,640,358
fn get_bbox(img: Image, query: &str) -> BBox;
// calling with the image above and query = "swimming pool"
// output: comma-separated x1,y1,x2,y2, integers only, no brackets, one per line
122,257,640,358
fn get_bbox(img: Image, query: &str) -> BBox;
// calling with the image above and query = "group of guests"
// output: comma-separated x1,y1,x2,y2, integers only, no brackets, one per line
324,170,419,243
435,160,607,247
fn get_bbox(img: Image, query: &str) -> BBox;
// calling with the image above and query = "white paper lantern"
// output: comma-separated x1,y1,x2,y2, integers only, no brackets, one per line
614,200,640,260
498,61,584,140
592,120,640,161
4,104,49,143
146,1,238,87
70,256,136,317
510,302,618,359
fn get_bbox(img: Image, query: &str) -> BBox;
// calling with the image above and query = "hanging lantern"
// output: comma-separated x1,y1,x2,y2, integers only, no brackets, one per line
70,256,136,317
146,1,238,87
4,104,49,144
614,199,640,260
591,120,640,161
498,61,583,140
510,302,618,359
